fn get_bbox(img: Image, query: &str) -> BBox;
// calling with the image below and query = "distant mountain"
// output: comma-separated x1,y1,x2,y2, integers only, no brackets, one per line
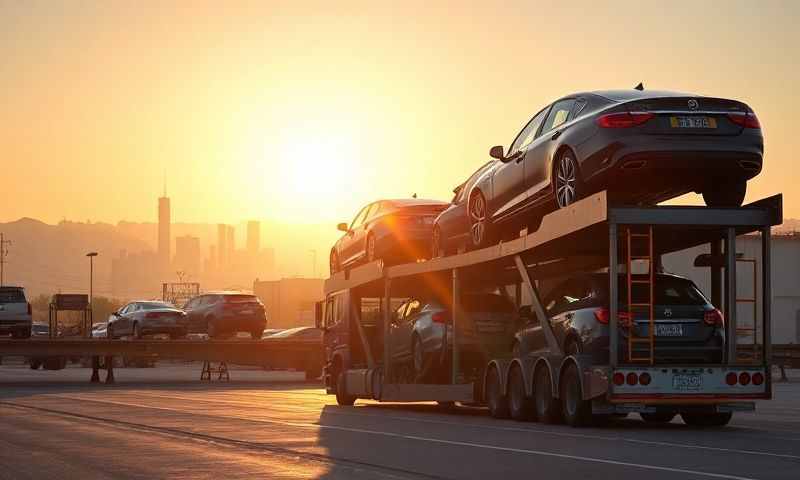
776,218,800,234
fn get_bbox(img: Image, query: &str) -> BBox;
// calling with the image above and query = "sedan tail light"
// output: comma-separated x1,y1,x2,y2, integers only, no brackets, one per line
432,312,450,324
704,308,724,327
596,111,654,128
727,112,761,129
593,308,633,326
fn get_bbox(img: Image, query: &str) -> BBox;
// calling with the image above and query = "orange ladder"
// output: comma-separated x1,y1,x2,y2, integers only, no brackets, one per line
626,226,655,364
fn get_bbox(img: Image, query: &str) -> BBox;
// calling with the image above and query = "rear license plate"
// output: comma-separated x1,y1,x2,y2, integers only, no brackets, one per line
672,373,702,391
670,116,717,129
655,324,683,336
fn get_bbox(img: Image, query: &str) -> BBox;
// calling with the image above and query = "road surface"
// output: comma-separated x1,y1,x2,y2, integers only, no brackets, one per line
0,364,798,479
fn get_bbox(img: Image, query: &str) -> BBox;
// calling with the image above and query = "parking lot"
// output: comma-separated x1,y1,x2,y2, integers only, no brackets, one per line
0,364,797,480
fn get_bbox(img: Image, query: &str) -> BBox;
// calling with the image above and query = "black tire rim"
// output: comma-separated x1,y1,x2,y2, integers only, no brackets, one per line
470,193,487,246
556,155,577,208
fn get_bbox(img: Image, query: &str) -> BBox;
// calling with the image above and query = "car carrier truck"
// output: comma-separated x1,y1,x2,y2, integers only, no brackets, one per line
316,191,780,427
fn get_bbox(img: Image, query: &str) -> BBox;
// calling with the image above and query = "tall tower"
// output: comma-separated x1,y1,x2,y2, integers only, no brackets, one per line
247,221,260,256
217,224,227,267
158,187,171,271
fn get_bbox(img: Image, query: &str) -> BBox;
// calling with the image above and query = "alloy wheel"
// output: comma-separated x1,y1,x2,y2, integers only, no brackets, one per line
556,155,578,208
469,193,487,246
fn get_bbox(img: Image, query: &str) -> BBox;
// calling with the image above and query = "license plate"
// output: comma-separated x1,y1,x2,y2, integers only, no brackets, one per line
670,116,717,129
672,373,702,391
655,324,683,336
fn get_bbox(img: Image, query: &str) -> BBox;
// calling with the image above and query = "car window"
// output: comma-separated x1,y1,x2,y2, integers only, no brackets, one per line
0,288,25,303
139,302,170,310
394,301,410,322
509,108,547,156
404,300,422,320
364,203,379,221
620,276,708,306
120,304,133,315
350,205,369,229
541,99,577,133
572,98,587,118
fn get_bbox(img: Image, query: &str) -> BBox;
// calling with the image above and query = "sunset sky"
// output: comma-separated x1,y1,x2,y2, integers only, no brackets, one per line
1,1,798,228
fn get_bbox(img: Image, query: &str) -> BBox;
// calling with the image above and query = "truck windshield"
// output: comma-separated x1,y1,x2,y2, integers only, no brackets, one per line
0,289,25,303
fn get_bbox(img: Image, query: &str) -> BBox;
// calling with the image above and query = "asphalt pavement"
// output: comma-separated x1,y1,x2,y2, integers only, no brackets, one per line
0,363,798,479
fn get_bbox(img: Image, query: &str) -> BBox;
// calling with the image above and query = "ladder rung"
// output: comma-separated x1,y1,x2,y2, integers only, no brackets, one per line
736,298,756,303
630,279,651,284
630,338,654,343
629,256,652,260
629,233,651,238
629,303,652,307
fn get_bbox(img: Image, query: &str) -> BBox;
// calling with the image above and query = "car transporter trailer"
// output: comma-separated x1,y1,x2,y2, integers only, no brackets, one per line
319,190,781,427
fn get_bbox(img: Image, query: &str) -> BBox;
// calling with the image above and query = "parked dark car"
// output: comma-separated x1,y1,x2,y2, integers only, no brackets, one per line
108,301,189,339
0,286,32,338
330,199,449,274
515,273,724,364
184,292,266,339
388,293,518,382
438,89,763,251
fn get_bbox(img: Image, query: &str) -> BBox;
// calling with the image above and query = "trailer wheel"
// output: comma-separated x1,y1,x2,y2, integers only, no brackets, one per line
560,362,592,427
335,371,357,406
640,412,676,424
509,366,535,421
681,411,732,428
486,367,510,419
534,366,561,424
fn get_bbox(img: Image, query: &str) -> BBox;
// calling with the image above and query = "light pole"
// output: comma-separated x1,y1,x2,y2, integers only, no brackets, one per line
86,252,98,305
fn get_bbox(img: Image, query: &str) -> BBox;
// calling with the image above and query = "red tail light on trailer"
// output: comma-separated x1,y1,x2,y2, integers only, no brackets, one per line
596,111,654,128
726,372,738,386
612,372,625,386
752,372,764,386
739,372,751,386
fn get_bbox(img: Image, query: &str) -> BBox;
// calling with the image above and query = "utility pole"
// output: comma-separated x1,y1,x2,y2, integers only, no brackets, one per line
0,233,10,287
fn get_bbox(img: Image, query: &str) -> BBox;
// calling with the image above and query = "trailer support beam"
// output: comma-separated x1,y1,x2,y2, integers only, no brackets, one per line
452,268,460,384
761,227,771,365
514,255,561,356
383,278,392,383
725,228,738,364
711,239,722,308
609,223,619,367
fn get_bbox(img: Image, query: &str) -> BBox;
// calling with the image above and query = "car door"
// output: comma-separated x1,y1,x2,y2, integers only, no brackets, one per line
522,99,577,201
491,111,546,220
389,300,414,362
110,303,130,336
183,297,200,332
341,205,370,265
517,280,574,355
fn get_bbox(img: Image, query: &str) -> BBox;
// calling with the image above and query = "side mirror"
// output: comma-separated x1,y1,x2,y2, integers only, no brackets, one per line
337,222,349,232
314,301,324,329
489,145,505,160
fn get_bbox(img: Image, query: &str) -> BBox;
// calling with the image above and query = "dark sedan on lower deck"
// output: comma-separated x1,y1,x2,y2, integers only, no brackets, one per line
515,272,724,364
330,199,448,274
436,89,763,252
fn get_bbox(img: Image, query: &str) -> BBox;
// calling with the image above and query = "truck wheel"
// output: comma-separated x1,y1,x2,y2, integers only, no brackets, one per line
534,366,562,424
681,411,732,427
486,367,510,419
509,366,535,421
640,412,676,423
29,359,42,370
560,362,592,427
335,371,357,406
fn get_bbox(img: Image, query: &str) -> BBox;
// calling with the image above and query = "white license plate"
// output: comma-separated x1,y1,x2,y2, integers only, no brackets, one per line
655,324,683,336
670,116,717,128
672,373,702,391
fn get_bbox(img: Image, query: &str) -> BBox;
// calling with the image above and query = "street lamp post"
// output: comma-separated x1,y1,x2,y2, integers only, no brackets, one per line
86,252,98,304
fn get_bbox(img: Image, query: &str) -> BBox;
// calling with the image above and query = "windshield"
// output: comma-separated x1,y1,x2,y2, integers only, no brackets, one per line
223,295,259,303
138,302,173,310
0,289,25,303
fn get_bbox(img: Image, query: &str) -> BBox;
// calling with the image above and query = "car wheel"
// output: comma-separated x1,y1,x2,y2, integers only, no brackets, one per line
366,233,377,263
431,226,444,258
469,191,493,249
29,359,42,370
561,362,592,427
640,412,676,423
534,366,562,424
486,366,510,419
330,250,339,275
554,150,581,209
509,366,535,421
336,371,357,406
702,180,746,207
412,335,425,380
681,411,732,427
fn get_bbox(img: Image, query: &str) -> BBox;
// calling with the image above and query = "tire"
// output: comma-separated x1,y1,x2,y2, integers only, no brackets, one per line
560,362,592,427
641,412,676,424
702,180,746,207
534,366,562,424
251,329,264,340
509,366,536,421
335,371,357,406
468,191,494,249
486,366,510,419
29,359,42,370
681,411,732,428
330,250,340,275
554,150,581,209
366,233,377,263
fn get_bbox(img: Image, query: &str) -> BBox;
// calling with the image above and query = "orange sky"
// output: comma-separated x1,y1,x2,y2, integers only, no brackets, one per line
1,1,798,227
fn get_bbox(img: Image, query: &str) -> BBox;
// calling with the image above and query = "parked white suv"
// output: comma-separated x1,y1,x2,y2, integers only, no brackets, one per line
0,286,32,339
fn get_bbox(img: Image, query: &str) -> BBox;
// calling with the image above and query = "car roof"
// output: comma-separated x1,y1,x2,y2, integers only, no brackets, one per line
380,199,449,207
568,89,697,103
